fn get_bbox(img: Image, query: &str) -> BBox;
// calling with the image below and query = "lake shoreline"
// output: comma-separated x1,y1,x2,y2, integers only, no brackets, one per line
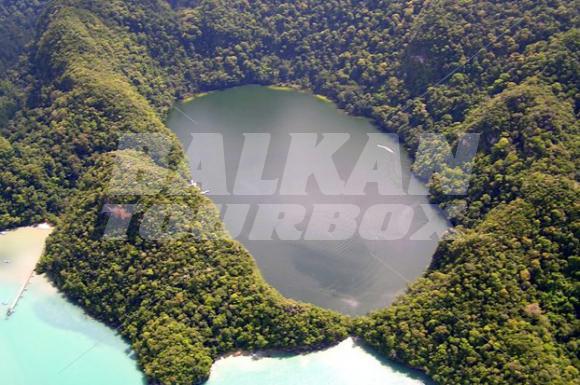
1,228,431,385
179,83,334,107
169,85,449,316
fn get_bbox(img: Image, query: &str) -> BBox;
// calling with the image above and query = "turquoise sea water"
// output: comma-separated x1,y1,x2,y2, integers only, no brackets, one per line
205,338,429,385
1,227,430,385
0,227,145,385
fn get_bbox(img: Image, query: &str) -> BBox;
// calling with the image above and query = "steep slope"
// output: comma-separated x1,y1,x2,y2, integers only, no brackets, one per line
0,0,49,75
19,2,349,384
0,0,577,384
357,78,579,384
39,150,348,384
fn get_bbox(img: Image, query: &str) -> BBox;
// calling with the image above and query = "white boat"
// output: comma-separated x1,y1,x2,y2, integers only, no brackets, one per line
377,144,395,154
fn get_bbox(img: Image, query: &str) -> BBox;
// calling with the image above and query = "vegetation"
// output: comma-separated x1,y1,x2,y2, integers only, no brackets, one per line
0,0,48,75
356,80,579,384
0,0,577,384
39,150,349,384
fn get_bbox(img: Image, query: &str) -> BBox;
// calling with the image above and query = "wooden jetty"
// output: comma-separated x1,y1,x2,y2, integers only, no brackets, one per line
6,269,35,318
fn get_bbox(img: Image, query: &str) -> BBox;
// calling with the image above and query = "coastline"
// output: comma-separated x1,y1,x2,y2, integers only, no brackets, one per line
0,225,53,285
0,225,146,385
0,225,54,315
217,338,345,361
205,337,431,385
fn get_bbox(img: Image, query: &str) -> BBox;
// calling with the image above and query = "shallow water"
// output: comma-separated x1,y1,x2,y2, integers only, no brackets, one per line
204,338,430,385
1,227,431,385
0,227,145,385
168,85,450,315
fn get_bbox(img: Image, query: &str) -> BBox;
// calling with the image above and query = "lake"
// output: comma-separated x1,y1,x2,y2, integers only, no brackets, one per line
1,227,431,385
167,85,450,315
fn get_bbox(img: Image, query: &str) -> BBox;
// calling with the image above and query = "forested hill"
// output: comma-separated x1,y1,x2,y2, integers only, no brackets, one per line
0,0,578,384
0,0,49,75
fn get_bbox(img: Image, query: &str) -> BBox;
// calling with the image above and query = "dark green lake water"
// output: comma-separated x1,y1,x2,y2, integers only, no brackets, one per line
167,85,450,315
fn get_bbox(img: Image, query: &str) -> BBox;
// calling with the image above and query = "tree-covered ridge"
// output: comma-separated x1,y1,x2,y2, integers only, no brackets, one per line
0,0,188,228
357,174,578,384
6,1,349,384
0,134,59,227
38,150,349,384
0,0,49,75
357,80,579,384
0,0,577,384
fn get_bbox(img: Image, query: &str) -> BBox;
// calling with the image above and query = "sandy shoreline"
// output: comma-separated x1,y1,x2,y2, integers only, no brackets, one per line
216,336,359,363
206,337,430,385
0,225,54,303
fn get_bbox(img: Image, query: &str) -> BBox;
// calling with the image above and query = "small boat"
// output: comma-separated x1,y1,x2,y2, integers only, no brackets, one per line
201,190,210,195
377,144,395,154
3,260,10,264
